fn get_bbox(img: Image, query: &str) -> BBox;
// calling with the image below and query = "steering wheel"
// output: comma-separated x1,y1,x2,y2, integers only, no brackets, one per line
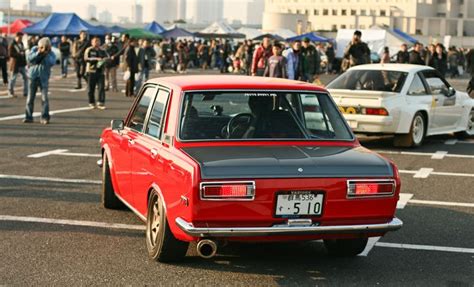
226,113,255,138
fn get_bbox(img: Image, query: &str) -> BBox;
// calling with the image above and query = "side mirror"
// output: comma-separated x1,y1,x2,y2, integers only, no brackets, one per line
448,87,456,97
111,120,124,131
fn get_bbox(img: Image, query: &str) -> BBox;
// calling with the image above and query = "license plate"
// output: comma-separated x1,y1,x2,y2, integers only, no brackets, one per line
347,120,358,129
275,191,324,216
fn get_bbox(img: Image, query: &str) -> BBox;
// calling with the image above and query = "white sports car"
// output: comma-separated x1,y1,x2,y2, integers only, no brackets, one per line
326,64,474,147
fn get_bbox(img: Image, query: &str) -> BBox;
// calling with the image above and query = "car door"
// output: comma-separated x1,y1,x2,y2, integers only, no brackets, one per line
421,70,462,132
405,73,433,130
130,87,171,215
120,85,158,205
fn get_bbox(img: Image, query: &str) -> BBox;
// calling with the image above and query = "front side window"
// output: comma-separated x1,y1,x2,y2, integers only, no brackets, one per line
407,74,427,96
327,70,408,93
145,89,170,139
422,71,450,95
179,91,352,141
128,86,157,132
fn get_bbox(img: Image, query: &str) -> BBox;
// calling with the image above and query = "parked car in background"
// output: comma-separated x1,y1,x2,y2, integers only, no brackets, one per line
99,75,403,262
327,64,474,147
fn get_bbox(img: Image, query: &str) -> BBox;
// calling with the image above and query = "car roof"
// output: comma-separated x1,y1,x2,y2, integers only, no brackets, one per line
348,63,434,73
147,75,327,92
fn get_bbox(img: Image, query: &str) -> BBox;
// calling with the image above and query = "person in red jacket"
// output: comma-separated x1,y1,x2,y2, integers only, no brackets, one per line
251,36,272,76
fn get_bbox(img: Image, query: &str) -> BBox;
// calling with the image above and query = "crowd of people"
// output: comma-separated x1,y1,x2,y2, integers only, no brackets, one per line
1,29,474,124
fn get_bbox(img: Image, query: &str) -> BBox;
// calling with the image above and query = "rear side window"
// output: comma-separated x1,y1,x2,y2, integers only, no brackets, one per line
146,89,170,139
128,86,157,132
407,74,427,96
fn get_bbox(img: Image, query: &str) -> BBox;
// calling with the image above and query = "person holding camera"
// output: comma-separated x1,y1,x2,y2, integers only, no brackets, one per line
84,37,109,109
24,37,56,124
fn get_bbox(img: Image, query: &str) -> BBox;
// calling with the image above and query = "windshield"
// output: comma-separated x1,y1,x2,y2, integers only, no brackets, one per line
179,91,353,141
327,70,408,93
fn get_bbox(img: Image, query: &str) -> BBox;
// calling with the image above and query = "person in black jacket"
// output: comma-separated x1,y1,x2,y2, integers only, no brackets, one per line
433,44,448,78
73,31,90,89
103,35,119,92
58,35,71,78
343,30,371,68
84,37,109,109
124,38,139,97
396,44,410,64
409,42,425,65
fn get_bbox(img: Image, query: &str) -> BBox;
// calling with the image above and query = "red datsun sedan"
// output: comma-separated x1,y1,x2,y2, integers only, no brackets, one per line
99,75,403,262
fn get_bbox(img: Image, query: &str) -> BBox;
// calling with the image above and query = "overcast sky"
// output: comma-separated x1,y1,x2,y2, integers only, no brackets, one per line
11,0,254,23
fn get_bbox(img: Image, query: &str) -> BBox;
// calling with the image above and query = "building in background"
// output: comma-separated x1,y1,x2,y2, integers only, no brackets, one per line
87,4,97,20
132,2,143,24
99,10,112,23
187,0,223,24
177,0,186,21
263,0,474,37
22,0,52,13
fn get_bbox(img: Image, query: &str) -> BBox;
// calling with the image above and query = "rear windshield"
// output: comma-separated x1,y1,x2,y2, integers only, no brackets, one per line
179,91,353,141
327,70,408,93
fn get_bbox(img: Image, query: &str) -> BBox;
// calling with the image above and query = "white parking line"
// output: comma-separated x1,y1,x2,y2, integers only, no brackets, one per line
0,106,93,122
0,174,101,184
413,168,433,178
0,215,145,231
400,168,474,178
359,236,381,256
375,150,474,159
409,199,474,208
28,149,100,158
375,242,474,254
28,149,69,158
397,193,414,209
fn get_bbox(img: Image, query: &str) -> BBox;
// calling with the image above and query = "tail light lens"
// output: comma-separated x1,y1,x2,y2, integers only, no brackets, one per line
200,182,255,200
347,180,395,197
364,108,389,116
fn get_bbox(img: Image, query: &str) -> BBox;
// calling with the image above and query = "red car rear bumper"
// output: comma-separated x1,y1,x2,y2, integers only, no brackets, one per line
175,217,403,238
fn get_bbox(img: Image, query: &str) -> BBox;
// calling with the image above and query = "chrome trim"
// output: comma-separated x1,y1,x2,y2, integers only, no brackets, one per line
175,217,403,237
115,192,147,222
199,181,256,201
96,159,103,168
346,179,396,198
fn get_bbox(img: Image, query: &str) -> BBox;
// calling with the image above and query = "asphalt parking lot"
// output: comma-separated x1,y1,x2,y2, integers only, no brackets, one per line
1,68,473,286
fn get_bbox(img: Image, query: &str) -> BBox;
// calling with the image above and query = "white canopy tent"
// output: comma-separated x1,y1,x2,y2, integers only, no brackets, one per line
237,27,263,40
335,28,410,58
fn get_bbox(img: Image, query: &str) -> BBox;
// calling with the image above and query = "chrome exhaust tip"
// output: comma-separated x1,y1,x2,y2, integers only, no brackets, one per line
196,239,217,259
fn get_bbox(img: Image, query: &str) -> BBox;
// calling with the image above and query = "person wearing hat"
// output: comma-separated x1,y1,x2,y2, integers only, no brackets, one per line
8,32,28,98
24,37,56,124
300,37,320,83
343,30,371,69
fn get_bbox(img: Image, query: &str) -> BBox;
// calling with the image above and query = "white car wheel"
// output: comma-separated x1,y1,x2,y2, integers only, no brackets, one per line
411,114,425,146
394,112,426,147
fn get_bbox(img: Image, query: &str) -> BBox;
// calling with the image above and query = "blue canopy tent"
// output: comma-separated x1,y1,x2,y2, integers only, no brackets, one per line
144,21,166,34
392,28,418,44
97,25,125,34
286,32,330,43
22,13,106,36
161,27,194,39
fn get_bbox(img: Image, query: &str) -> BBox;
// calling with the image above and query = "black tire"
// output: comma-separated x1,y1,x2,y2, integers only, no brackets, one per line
146,190,189,262
393,112,426,147
102,154,125,209
324,238,368,257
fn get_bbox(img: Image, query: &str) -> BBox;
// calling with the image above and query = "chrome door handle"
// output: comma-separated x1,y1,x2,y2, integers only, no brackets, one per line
150,148,159,158
128,139,135,145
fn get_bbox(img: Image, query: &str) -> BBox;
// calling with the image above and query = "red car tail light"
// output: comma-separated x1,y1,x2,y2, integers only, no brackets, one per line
200,182,255,200
364,108,389,116
347,180,395,198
